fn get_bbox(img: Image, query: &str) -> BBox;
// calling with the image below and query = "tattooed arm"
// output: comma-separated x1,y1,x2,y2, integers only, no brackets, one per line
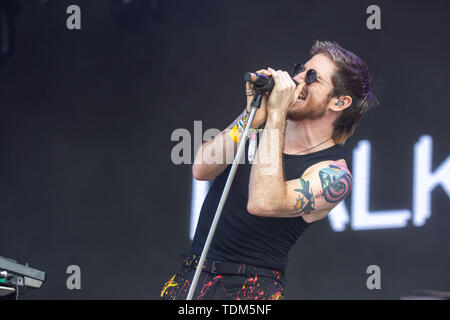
247,99,352,221
248,159,352,222
287,161,352,222
247,68,351,221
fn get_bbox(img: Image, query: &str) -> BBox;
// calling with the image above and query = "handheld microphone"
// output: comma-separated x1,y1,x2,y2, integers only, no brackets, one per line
244,72,299,91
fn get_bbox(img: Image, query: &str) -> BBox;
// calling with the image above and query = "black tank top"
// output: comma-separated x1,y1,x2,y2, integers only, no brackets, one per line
190,143,348,273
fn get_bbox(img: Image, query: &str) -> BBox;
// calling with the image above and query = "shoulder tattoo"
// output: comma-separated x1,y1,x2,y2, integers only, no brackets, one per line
318,164,352,203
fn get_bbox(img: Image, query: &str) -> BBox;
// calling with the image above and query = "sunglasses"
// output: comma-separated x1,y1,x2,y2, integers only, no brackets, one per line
292,63,317,85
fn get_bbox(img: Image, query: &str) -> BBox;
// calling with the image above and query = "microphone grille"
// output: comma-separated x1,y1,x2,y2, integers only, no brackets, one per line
244,72,256,82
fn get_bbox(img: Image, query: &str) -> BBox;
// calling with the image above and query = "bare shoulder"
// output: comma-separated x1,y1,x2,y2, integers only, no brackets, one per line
302,159,351,177
303,159,350,175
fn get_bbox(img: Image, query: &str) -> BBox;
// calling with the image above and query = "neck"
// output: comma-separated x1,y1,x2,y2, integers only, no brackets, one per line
283,115,336,155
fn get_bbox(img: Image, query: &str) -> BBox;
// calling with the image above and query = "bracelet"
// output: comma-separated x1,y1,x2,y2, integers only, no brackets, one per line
246,89,254,96
237,114,248,131
237,111,264,134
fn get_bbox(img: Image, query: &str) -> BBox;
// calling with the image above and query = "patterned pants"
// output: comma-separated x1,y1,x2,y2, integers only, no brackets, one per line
160,255,286,300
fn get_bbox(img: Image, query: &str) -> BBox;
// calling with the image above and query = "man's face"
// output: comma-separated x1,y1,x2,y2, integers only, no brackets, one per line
287,53,336,121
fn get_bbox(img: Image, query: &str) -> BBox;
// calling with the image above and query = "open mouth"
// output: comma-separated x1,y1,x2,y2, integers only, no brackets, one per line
297,87,308,101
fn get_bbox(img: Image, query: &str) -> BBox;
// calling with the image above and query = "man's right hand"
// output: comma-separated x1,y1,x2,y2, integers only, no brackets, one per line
245,69,270,129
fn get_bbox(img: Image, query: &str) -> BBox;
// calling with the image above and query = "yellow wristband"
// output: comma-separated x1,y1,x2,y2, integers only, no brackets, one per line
229,125,241,143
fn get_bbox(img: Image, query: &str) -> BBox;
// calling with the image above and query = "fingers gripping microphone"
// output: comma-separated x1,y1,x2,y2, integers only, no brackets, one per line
244,72,299,92
244,72,273,91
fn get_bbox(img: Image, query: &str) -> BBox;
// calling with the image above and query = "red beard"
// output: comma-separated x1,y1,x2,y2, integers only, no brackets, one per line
286,94,330,121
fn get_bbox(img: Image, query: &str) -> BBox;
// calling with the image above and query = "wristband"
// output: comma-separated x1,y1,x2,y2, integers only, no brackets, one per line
237,111,265,134
229,124,241,143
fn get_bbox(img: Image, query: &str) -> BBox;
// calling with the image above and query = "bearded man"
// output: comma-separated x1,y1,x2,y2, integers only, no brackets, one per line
161,40,376,300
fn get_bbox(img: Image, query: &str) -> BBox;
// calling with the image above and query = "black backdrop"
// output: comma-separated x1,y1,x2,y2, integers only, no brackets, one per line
0,0,448,299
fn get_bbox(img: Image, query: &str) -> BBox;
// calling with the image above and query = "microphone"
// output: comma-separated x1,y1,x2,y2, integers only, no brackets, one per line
244,72,299,91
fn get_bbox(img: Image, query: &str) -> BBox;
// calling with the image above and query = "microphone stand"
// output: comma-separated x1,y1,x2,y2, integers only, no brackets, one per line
186,92,264,300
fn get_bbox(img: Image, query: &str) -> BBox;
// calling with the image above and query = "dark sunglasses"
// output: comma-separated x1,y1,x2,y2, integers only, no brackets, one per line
292,63,317,85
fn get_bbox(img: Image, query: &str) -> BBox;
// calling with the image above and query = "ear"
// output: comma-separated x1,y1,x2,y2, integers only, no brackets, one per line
329,95,352,112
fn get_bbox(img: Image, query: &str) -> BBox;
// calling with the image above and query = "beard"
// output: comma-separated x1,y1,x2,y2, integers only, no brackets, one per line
286,94,330,121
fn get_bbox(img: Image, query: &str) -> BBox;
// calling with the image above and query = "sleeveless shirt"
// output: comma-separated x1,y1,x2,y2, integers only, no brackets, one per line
190,142,348,273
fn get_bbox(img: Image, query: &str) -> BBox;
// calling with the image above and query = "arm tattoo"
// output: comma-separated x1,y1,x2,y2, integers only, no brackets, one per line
318,164,352,203
292,164,351,215
292,178,315,214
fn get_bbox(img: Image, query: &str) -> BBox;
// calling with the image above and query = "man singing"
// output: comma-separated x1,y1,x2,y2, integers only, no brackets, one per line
161,40,376,300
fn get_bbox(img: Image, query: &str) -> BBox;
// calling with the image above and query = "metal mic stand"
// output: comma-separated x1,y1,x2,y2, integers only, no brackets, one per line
186,92,265,300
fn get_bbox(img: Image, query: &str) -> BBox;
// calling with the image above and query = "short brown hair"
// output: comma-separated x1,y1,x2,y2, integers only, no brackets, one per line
311,40,377,144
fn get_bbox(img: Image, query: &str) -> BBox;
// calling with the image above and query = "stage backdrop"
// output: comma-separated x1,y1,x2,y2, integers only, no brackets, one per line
0,0,448,299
